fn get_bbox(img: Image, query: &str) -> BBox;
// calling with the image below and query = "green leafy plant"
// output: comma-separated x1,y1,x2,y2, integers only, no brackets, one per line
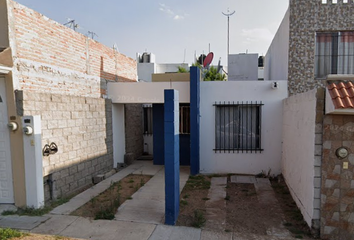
203,66,226,81
0,228,24,240
177,66,188,73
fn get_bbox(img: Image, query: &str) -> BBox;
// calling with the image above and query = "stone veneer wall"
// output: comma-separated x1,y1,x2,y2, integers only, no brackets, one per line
321,114,354,239
288,0,354,95
124,104,143,160
17,90,113,202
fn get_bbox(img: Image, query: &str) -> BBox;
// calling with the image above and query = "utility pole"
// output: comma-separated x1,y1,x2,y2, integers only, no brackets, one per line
222,8,235,57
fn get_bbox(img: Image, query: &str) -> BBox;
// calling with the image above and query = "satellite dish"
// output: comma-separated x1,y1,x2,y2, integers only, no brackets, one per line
203,52,214,68
217,57,222,73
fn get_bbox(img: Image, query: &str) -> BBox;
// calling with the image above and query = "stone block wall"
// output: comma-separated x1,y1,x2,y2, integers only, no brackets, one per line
17,90,113,201
125,104,143,160
288,0,354,95
321,114,354,239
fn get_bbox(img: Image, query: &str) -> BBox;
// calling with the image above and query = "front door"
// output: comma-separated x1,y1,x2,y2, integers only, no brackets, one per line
0,77,14,203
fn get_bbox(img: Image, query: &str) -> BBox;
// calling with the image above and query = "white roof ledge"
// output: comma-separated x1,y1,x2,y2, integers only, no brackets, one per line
0,65,12,74
326,74,354,81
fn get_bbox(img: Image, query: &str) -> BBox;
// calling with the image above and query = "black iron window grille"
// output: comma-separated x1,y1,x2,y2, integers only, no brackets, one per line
214,101,263,153
315,31,354,78
180,105,190,134
143,106,153,135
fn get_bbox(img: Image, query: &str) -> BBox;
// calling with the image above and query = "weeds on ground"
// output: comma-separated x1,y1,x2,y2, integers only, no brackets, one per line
180,200,188,206
1,197,70,216
94,182,121,220
184,175,211,190
192,209,206,228
72,174,151,220
0,228,25,240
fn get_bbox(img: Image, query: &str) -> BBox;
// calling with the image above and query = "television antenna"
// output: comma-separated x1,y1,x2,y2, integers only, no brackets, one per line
87,31,98,40
64,18,80,31
222,8,235,57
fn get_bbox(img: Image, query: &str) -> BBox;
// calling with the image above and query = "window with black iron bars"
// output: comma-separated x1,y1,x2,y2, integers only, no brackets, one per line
214,101,263,153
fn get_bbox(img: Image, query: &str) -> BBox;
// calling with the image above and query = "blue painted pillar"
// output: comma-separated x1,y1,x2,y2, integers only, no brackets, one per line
164,89,180,225
190,67,200,175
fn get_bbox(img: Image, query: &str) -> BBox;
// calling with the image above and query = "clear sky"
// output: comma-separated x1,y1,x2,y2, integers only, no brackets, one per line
15,0,289,66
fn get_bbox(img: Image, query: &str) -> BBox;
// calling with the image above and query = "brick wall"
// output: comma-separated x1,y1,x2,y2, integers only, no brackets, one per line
7,0,137,97
321,114,354,239
125,104,143,160
288,0,354,95
17,90,113,200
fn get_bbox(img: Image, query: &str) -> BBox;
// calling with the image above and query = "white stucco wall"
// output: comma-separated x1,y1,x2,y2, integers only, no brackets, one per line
264,8,289,81
137,62,189,82
228,54,258,81
107,82,190,104
282,90,317,227
156,63,189,73
200,81,287,175
112,104,125,167
137,63,156,82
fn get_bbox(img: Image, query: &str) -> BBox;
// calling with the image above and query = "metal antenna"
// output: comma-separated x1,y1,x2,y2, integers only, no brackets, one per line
64,19,79,31
222,8,235,57
87,31,98,39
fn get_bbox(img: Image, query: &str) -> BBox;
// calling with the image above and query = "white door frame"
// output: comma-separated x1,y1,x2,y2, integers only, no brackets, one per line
0,77,14,203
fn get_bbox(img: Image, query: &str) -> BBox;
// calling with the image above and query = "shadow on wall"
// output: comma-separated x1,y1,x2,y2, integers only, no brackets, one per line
99,56,144,161
15,90,114,203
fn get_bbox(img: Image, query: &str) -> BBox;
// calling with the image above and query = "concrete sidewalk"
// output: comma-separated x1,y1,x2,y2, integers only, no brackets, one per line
0,162,305,240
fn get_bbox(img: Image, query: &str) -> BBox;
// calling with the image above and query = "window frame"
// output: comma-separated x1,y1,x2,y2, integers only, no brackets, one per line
315,31,354,79
214,101,263,153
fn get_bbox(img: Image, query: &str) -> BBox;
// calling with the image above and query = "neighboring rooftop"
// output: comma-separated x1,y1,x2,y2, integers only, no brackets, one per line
327,81,354,109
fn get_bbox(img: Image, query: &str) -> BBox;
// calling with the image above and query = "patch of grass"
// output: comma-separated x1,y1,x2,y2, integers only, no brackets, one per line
1,197,70,216
287,209,304,221
225,229,231,232
289,227,305,235
185,175,211,190
246,192,256,196
94,208,115,220
0,228,24,240
180,200,188,206
209,174,222,178
127,197,133,200
295,235,303,239
202,197,210,201
54,236,66,240
192,209,206,228
283,222,293,227
183,194,190,199
128,179,134,183
224,195,230,201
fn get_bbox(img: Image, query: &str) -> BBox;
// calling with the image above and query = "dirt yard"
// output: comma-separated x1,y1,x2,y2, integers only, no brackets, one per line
177,175,315,239
71,174,151,219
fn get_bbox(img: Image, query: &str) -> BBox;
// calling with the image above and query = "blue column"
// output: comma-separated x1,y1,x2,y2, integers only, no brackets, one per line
164,89,180,225
190,67,200,175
